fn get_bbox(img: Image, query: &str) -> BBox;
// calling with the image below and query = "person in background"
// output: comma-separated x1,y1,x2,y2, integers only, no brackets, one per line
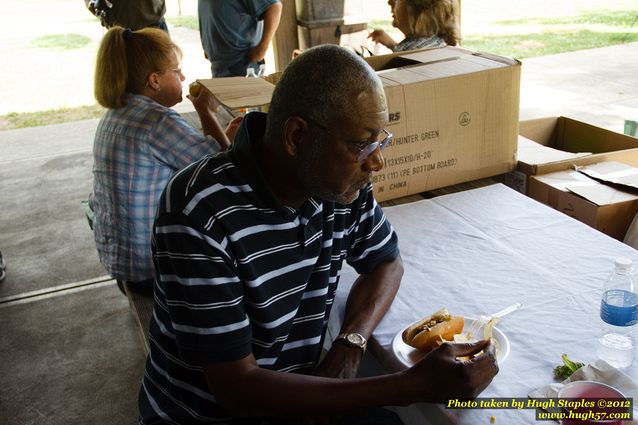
84,0,168,31
138,44,497,425
368,0,460,52
89,27,240,294
197,0,283,77
0,251,6,283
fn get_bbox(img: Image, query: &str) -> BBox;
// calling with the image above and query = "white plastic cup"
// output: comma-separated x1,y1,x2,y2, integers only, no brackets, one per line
557,381,629,425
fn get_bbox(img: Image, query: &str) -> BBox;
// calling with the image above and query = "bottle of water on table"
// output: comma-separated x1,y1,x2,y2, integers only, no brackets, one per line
245,67,257,78
241,66,260,114
597,257,638,368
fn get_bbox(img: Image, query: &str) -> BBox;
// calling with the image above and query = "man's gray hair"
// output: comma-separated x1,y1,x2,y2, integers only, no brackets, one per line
264,44,383,143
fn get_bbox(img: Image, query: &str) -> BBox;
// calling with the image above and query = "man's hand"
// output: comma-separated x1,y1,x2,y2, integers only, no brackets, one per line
248,2,282,64
406,340,499,403
247,44,268,65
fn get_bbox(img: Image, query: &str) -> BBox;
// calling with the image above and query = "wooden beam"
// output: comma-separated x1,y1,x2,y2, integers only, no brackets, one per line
272,0,298,72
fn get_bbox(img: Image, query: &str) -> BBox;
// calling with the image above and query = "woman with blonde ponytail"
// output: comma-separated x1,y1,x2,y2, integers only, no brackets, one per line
368,0,460,52
90,26,241,293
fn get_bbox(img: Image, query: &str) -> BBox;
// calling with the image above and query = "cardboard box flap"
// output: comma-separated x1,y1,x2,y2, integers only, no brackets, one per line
576,161,638,191
517,135,590,165
559,118,638,153
421,55,505,76
400,46,473,63
531,168,638,206
462,54,512,70
567,184,638,206
472,51,519,67
514,116,638,180
377,54,510,83
367,46,515,76
519,116,638,152
367,55,421,72
533,169,598,191
195,77,275,109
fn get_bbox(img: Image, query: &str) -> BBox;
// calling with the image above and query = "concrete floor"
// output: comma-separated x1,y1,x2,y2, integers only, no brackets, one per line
0,283,145,425
1,37,637,425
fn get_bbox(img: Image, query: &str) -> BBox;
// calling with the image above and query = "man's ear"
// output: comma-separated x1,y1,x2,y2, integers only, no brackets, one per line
282,116,308,157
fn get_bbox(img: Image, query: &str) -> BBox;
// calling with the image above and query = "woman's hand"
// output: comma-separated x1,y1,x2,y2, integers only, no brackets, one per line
225,116,244,144
368,29,397,50
187,87,220,114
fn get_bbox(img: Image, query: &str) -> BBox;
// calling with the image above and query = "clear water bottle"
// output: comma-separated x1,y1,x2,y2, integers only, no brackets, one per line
257,64,266,78
245,67,257,78
596,257,638,368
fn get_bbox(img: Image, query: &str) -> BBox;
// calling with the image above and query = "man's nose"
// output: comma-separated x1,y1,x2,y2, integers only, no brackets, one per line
362,147,384,173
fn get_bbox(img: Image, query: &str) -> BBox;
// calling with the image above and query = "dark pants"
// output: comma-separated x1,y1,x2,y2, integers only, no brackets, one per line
116,278,154,295
259,408,404,425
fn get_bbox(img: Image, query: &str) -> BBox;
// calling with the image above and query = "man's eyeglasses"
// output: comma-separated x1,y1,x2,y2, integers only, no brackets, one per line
302,116,393,162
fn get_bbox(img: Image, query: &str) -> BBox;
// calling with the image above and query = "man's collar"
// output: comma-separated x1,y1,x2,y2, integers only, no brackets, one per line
229,112,327,219
229,112,295,215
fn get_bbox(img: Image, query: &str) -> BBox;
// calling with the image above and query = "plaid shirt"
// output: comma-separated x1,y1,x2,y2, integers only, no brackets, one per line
394,35,447,52
91,93,220,282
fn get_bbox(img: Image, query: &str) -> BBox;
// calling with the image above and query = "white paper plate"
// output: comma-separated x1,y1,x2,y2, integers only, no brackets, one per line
391,317,510,368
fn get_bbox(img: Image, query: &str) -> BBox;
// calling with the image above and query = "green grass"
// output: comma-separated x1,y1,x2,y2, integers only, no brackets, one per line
0,104,105,131
33,33,92,50
462,30,638,59
167,15,199,31
4,9,636,130
463,9,638,58
363,11,638,59
498,10,638,26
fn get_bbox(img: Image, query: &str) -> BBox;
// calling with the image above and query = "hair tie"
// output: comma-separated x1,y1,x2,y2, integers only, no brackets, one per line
123,28,133,41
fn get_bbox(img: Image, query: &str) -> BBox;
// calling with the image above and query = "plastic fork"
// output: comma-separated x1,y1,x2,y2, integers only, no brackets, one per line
466,302,522,340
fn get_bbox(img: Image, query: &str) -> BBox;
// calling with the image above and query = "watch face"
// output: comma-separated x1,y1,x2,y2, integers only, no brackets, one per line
347,333,365,345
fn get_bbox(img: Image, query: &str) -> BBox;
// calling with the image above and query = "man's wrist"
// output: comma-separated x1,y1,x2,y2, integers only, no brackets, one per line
335,332,367,353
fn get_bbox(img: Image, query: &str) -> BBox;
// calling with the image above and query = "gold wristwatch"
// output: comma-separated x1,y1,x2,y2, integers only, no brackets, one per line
336,332,367,352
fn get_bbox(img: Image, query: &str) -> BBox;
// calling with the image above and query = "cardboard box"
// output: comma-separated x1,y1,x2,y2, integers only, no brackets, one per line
196,47,520,202
506,116,638,194
528,161,638,240
364,46,520,202
194,76,275,111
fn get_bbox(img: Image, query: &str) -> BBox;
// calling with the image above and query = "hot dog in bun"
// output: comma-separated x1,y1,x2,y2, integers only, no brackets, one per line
402,308,464,351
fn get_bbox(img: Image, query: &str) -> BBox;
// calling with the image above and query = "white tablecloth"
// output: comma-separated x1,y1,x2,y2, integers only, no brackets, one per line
329,183,638,424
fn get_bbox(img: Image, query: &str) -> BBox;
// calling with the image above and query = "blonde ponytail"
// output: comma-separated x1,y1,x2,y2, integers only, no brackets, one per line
94,26,182,109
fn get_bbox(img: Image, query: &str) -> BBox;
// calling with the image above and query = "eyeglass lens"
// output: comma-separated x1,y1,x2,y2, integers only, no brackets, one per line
356,130,392,162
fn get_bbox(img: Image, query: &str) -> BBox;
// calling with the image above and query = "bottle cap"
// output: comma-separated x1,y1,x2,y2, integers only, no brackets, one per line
614,257,632,271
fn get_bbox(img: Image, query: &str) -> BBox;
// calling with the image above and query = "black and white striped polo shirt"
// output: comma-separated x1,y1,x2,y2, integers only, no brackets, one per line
139,113,399,424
